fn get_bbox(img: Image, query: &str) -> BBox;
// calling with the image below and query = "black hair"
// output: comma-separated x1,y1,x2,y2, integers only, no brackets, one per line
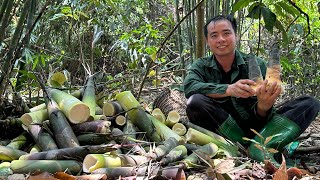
204,15,237,38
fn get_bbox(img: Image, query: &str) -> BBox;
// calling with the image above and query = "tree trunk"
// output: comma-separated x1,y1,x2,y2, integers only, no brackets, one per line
196,0,205,58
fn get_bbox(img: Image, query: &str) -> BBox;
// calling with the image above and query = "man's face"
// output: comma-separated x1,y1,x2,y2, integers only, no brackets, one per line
206,20,237,59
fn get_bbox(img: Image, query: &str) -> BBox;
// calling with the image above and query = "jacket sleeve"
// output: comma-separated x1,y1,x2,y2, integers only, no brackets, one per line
183,61,228,98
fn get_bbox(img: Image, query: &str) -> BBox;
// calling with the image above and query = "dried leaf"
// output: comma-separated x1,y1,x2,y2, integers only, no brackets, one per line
287,167,303,180
264,160,278,174
53,172,75,180
215,159,235,174
264,136,273,145
272,155,288,180
254,143,264,151
267,148,279,154
250,129,264,140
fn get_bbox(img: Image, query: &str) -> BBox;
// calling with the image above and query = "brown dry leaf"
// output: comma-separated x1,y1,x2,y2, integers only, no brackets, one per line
267,148,279,154
272,155,288,180
27,172,59,180
252,162,266,179
264,160,278,175
287,167,303,180
264,136,273,145
215,159,235,174
53,172,76,180
75,174,107,180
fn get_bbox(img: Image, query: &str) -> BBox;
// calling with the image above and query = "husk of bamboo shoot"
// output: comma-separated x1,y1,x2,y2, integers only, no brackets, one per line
82,75,96,121
83,153,149,173
72,120,111,134
47,88,90,124
19,144,117,160
0,145,27,161
28,124,58,151
0,162,12,176
10,160,82,175
6,132,30,150
47,100,80,148
148,137,179,160
181,143,218,168
160,145,188,165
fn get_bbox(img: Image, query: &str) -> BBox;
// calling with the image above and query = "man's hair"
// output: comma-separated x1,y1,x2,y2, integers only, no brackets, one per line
204,15,237,38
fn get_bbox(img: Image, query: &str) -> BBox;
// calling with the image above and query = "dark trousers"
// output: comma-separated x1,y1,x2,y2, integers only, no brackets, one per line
186,94,320,137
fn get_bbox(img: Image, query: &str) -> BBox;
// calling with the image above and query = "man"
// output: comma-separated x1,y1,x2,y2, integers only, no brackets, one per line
183,15,320,163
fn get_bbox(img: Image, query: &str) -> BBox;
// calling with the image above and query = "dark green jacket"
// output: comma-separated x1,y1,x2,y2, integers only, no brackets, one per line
183,50,272,136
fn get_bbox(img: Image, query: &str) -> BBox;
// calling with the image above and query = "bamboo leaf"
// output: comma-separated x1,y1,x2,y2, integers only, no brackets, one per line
267,148,279,154
276,1,300,17
264,136,273,145
232,0,256,13
250,129,264,140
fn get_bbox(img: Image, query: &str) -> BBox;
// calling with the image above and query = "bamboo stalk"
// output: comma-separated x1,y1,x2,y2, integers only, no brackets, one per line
10,160,82,175
0,162,12,176
47,88,90,124
20,109,48,127
77,133,111,145
93,114,108,120
102,101,124,117
160,145,188,165
0,145,27,161
29,103,46,112
83,153,149,173
151,108,166,123
95,106,103,115
19,144,117,160
123,120,146,155
172,123,187,136
82,75,96,121
47,100,80,148
28,124,58,151
165,110,180,127
29,144,41,154
72,120,111,134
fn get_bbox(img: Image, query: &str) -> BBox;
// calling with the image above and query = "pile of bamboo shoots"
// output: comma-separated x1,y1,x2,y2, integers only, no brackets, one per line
0,76,240,179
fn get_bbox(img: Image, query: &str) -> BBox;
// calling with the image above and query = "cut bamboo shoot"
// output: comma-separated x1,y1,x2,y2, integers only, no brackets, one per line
83,153,148,173
172,123,187,136
47,88,90,124
103,101,124,117
160,145,188,165
20,109,48,127
115,115,126,126
181,143,218,168
165,111,180,127
148,137,179,160
151,108,166,123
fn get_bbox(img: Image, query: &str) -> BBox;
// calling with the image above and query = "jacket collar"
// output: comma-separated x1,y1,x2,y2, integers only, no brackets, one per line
203,50,246,69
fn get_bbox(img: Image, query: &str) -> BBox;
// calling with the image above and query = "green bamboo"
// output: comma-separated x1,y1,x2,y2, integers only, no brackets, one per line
29,103,46,112
48,88,90,124
160,145,188,165
102,101,124,117
0,0,13,41
19,144,117,160
181,143,218,168
28,124,58,151
0,145,27,161
72,120,111,134
47,99,80,148
0,0,31,96
151,108,166,123
10,160,82,175
82,75,96,120
77,133,111,145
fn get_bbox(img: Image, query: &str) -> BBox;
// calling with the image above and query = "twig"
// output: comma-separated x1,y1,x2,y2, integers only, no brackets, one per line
137,0,206,99
295,146,320,154
287,0,311,38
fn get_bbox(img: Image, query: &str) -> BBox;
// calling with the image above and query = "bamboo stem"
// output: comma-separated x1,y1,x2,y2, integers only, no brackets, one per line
172,123,187,136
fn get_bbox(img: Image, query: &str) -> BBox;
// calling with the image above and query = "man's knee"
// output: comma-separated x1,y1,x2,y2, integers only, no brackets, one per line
298,95,320,110
186,94,207,109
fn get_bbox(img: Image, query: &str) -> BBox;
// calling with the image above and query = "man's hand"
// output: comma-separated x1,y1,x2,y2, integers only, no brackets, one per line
256,80,281,117
226,79,256,98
